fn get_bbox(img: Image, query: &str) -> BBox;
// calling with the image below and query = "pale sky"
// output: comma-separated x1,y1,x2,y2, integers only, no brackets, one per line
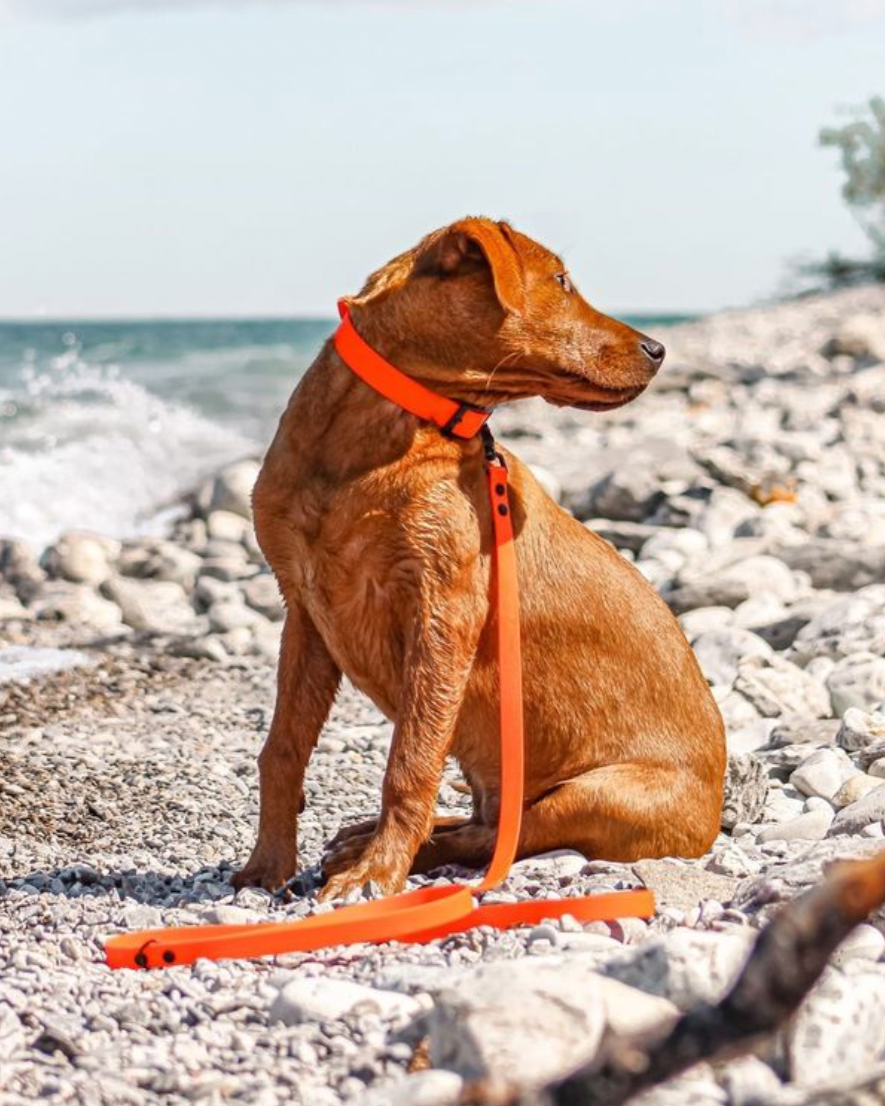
1,0,884,318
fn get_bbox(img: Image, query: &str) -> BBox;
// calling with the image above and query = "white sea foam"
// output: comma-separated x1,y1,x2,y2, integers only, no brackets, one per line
0,646,95,685
0,356,255,549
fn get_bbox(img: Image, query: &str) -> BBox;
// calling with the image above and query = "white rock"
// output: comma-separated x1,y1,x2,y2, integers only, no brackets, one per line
716,554,798,603
806,656,837,682
726,719,776,756
831,925,885,967
829,782,885,835
429,959,607,1086
0,537,45,601
787,965,885,1086
642,527,709,570
207,598,267,634
756,806,834,843
170,634,229,662
0,1005,25,1061
509,850,587,881
269,978,421,1027
200,904,263,925
769,716,840,749
678,606,734,642
791,586,885,664
790,748,856,801
241,574,285,621
837,707,885,752
353,1071,464,1106
832,773,884,809
827,653,885,716
32,583,124,632
204,459,261,519
821,314,885,362
144,545,203,591
251,620,283,660
734,655,830,719
760,793,806,823
206,510,251,544
597,973,679,1040
118,540,203,591
697,487,759,547
869,757,885,779
714,687,762,734
0,594,30,620
730,593,787,630
195,575,242,608
692,629,773,687
718,1056,782,1106
41,531,119,586
102,577,197,636
635,558,673,589
603,928,754,1010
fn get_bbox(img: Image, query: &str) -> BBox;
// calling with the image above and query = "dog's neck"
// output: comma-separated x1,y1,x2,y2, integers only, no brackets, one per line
342,305,494,410
275,341,486,484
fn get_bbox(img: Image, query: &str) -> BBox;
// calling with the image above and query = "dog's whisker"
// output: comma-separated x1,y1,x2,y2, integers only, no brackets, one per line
479,351,521,401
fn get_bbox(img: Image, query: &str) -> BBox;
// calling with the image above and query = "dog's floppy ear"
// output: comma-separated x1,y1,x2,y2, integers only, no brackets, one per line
414,218,525,314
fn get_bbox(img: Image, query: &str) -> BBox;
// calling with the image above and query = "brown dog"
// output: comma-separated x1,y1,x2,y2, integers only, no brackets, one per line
233,217,726,900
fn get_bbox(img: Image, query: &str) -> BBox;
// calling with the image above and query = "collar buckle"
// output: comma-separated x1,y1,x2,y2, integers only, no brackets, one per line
439,401,491,440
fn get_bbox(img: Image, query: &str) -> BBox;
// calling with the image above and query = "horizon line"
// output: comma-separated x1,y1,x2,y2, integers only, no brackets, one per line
0,307,703,325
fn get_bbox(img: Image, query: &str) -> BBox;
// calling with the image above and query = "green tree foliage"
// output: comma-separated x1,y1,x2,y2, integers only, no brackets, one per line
821,96,885,254
805,97,885,288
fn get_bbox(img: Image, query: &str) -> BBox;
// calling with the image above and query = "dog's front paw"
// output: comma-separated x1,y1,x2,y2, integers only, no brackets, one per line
319,836,410,903
231,848,298,894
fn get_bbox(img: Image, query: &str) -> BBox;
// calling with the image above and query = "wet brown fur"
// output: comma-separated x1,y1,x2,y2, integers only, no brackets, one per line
233,217,726,899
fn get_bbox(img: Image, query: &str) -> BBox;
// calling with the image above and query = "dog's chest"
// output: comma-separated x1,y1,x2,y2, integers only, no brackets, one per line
273,492,422,713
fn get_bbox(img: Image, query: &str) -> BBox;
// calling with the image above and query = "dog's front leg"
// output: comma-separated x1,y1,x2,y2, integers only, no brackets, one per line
321,592,481,901
233,607,340,892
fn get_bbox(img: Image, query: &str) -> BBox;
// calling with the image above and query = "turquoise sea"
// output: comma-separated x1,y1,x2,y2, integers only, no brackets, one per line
0,314,691,546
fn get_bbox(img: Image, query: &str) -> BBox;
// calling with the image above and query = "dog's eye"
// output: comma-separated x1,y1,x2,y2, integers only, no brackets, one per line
554,272,573,294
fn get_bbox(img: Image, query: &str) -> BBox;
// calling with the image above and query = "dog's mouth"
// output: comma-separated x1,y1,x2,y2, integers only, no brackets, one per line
545,373,646,412
572,389,644,412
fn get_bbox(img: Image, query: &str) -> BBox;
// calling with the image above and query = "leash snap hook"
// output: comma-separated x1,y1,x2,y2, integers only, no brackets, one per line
480,425,506,469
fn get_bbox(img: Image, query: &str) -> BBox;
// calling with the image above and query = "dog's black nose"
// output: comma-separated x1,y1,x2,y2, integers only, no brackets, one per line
641,339,666,367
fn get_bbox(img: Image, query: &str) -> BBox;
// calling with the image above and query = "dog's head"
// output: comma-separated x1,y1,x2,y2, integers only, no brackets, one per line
343,216,665,412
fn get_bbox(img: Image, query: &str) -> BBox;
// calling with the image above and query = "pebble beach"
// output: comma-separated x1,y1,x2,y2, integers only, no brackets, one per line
2,283,885,1105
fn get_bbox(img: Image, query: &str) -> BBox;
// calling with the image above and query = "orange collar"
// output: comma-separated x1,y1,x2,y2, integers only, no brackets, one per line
333,300,491,440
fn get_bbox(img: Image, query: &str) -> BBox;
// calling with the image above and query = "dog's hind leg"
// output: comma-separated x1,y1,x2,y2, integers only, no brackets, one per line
411,762,722,872
232,608,341,892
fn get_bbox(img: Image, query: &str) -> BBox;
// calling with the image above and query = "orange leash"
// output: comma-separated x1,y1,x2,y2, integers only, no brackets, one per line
104,312,654,971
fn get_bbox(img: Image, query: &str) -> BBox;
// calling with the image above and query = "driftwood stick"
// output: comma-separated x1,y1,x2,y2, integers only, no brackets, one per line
463,851,885,1106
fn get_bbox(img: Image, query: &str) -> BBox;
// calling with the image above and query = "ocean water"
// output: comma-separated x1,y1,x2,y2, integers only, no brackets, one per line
0,314,689,548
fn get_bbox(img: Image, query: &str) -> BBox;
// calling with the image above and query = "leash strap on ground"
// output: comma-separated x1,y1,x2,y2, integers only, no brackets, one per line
104,316,655,971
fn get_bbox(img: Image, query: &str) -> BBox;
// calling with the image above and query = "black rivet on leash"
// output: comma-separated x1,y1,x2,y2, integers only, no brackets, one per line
495,483,505,496
135,952,148,968
497,504,509,516
162,951,175,964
